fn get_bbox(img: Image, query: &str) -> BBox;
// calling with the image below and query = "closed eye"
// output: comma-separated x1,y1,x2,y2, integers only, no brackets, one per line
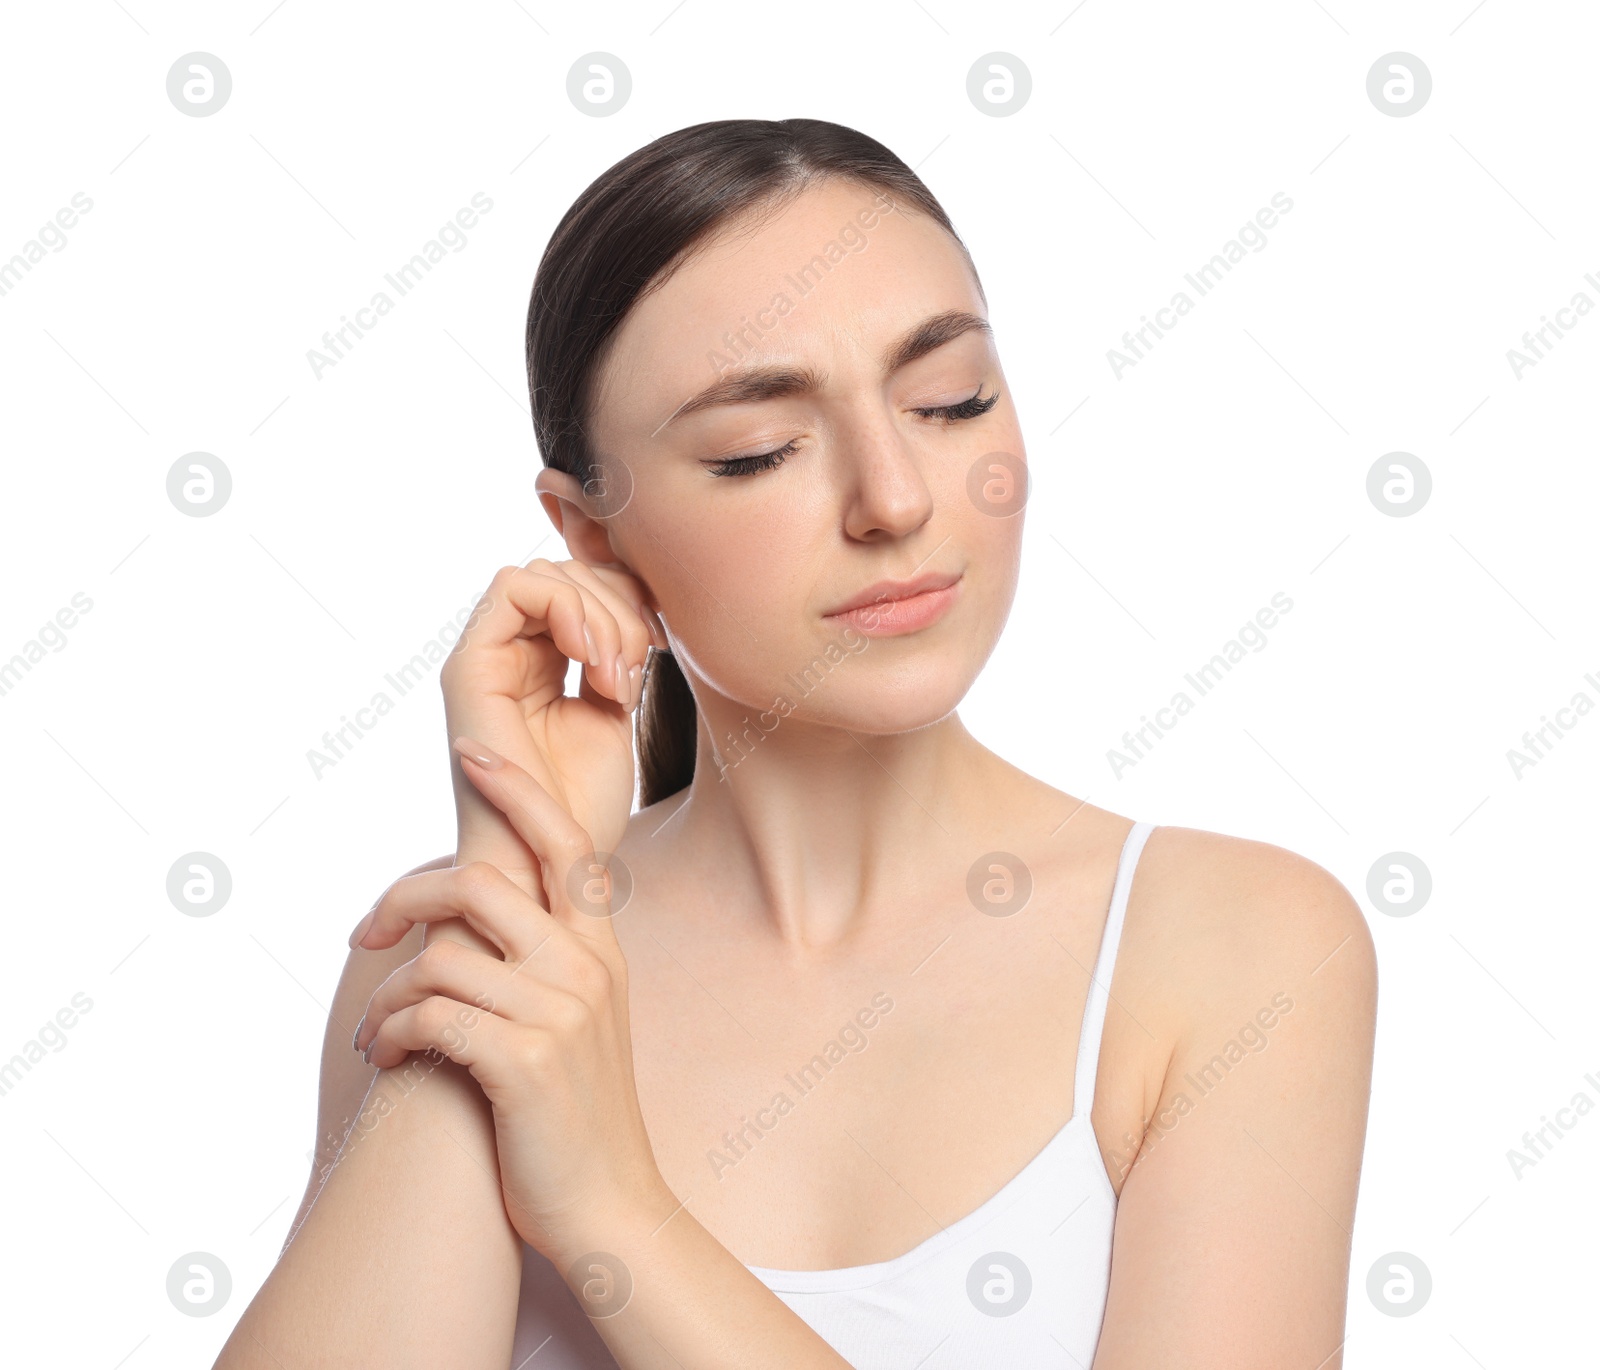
702,387,1002,478
911,387,1001,425
703,440,801,479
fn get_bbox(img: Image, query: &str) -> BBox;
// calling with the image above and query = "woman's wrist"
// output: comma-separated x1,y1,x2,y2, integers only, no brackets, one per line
547,1175,853,1368
545,1174,685,1299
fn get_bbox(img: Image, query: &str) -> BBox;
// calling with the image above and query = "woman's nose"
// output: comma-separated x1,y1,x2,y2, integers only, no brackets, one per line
837,422,936,542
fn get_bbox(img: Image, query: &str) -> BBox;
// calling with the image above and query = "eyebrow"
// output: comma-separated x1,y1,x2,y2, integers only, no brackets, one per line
654,308,993,433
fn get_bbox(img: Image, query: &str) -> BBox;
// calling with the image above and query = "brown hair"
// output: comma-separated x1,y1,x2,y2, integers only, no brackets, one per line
524,117,980,807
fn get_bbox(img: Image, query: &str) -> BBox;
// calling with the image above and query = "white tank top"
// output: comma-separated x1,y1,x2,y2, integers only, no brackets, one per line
508,820,1157,1368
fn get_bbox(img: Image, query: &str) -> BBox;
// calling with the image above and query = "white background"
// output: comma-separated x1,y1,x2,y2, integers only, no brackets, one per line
0,1,1594,1365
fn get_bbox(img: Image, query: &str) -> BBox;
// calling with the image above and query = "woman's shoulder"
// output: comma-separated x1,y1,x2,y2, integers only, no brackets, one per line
1000,767,1372,966
1085,821,1379,1342
1137,823,1374,966
1087,817,1378,1210
1123,821,1378,1050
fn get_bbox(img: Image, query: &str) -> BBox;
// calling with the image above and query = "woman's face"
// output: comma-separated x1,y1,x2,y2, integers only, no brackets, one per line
583,176,1026,736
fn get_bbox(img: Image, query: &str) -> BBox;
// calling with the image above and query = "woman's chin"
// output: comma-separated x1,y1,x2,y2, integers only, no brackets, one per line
688,647,981,738
776,675,971,736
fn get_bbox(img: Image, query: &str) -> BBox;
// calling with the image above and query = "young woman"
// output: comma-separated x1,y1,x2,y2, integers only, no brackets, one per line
217,119,1377,1369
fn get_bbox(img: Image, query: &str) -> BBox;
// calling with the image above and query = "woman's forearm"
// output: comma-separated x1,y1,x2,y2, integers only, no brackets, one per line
556,1186,853,1369
213,1053,522,1370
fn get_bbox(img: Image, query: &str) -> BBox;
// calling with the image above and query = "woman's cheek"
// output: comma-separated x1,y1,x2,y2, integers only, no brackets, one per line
650,525,814,699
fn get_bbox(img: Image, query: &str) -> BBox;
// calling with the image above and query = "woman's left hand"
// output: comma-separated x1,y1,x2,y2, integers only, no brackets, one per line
349,735,668,1263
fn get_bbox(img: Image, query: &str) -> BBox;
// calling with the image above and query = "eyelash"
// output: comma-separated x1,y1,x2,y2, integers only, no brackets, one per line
704,388,1002,478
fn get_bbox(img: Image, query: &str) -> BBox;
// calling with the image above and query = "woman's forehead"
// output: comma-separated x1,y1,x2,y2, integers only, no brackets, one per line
593,185,983,430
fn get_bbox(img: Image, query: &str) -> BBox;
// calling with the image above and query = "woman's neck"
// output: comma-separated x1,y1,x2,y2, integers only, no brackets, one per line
658,706,1013,954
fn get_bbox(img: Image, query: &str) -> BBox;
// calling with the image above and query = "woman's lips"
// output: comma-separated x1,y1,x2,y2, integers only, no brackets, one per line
823,577,962,636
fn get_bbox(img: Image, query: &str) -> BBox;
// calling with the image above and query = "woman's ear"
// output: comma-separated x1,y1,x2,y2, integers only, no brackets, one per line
534,466,642,585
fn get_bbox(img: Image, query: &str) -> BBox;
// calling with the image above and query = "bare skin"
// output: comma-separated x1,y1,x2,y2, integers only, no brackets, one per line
236,174,1376,1368
280,800,1372,1366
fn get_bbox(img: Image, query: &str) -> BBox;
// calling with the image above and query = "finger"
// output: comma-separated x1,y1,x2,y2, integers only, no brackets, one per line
506,562,634,711
559,562,651,716
360,991,516,1076
560,559,660,673
448,560,627,710
356,936,607,1062
354,938,512,1058
566,559,667,650
530,564,628,705
351,861,557,960
451,736,619,939
362,990,585,1094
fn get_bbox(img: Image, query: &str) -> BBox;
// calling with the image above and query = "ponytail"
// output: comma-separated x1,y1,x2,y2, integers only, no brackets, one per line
635,645,697,807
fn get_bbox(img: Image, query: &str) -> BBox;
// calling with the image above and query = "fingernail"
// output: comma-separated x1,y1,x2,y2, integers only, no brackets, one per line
581,621,600,667
628,663,642,713
352,1015,366,1051
613,654,629,707
646,608,668,650
363,1039,375,1066
348,910,376,949
453,735,504,770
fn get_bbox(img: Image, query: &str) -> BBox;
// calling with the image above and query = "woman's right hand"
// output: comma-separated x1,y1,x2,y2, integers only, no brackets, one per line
440,557,667,915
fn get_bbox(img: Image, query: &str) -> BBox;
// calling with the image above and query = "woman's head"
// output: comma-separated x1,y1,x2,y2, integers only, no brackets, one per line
526,118,1026,806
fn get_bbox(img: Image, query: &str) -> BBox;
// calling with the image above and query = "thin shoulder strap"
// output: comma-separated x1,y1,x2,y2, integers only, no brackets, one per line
1073,820,1157,1117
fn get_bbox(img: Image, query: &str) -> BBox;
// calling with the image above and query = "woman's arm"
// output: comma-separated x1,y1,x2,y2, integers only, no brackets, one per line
341,753,855,1370
1091,837,1379,1369
278,857,448,1258
212,857,525,1370
532,1189,857,1369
